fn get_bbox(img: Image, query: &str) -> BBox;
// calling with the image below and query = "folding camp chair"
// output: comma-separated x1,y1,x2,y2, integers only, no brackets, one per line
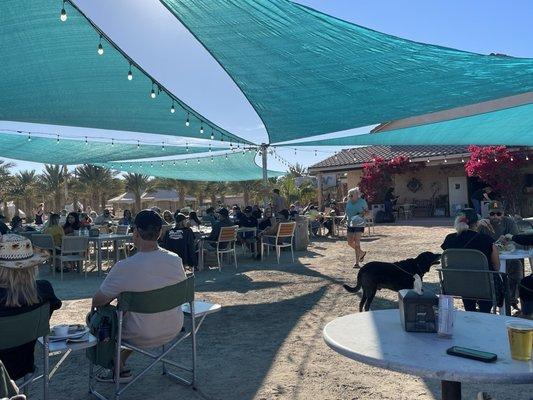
0,303,50,399
437,249,507,314
203,225,239,271
89,276,196,400
261,222,296,264
31,234,57,274
57,236,89,280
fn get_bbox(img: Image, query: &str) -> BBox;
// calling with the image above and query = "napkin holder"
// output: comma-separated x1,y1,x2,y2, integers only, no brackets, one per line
398,289,438,333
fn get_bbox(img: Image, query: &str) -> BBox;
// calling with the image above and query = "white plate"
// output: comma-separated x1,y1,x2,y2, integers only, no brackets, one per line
49,326,90,341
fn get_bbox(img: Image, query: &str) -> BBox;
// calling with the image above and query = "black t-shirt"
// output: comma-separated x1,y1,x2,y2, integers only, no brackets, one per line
161,227,197,266
0,280,62,380
441,230,495,269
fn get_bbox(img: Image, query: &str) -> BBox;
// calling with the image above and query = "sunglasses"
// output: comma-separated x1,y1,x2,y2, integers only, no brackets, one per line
489,212,502,217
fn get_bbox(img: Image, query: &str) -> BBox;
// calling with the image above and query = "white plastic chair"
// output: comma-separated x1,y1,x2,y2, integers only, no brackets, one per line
203,225,239,271
57,236,89,280
261,222,296,264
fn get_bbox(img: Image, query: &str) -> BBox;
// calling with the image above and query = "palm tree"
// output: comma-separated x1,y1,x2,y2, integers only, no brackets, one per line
124,173,152,213
40,164,65,211
0,160,15,218
12,171,39,219
287,163,307,178
229,180,262,205
74,165,120,212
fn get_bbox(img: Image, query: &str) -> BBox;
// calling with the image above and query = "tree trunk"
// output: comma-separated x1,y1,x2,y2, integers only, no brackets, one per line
178,186,186,209
55,190,61,212
210,194,216,206
243,190,250,206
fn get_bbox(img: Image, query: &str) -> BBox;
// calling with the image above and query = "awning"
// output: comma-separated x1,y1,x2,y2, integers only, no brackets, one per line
99,151,284,181
0,0,249,144
161,0,533,143
276,103,533,147
0,132,218,165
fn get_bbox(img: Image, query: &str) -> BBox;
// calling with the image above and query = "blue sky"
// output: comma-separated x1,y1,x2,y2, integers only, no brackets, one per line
3,0,532,174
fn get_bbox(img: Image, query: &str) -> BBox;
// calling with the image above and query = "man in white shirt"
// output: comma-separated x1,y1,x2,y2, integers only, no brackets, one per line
91,210,186,382
93,209,113,225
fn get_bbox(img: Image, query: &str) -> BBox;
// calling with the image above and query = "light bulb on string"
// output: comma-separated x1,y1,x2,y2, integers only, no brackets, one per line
60,1,67,22
427,159,430,163
162,142,165,151
209,144,212,153
510,156,514,162
408,158,412,163
85,136,88,145
27,132,31,142
200,122,204,134
111,138,114,146
161,162,164,167
211,156,214,163
444,158,447,163
197,159,200,164
494,158,497,162
526,155,530,161
186,143,189,152
210,129,214,140
150,162,153,168
127,63,133,80
461,158,465,163
150,82,156,99
314,150,317,157
97,35,104,55
185,159,188,166
173,161,176,166
185,113,190,127
56,134,60,144
170,101,175,114
137,140,140,149
225,154,228,160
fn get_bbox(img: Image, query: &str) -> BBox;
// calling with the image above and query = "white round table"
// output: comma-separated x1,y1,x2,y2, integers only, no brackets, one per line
499,249,533,315
323,310,533,400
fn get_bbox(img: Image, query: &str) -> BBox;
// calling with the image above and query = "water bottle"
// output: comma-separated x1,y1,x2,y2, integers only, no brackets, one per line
437,295,454,338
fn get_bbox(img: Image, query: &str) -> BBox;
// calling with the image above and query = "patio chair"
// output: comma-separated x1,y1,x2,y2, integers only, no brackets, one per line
57,236,89,280
364,212,375,236
203,225,239,271
261,222,296,264
89,276,196,400
0,303,50,400
30,234,56,274
115,225,132,258
437,249,505,313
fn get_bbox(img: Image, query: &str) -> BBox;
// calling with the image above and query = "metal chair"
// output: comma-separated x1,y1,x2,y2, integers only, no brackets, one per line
203,225,239,271
57,236,89,280
31,234,57,275
437,249,505,313
115,225,132,258
88,277,196,400
0,303,50,399
364,212,375,236
261,222,296,264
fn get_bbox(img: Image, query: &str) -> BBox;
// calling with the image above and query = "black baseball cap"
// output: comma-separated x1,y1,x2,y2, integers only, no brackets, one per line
174,212,187,224
133,209,163,231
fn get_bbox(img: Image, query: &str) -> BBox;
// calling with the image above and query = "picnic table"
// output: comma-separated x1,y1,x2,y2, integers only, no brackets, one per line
324,309,533,400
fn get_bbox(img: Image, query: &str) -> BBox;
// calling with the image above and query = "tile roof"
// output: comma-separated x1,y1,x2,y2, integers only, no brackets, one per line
309,145,468,170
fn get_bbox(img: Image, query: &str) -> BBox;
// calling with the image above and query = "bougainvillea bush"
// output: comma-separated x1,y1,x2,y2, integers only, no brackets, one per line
465,145,524,212
359,156,424,203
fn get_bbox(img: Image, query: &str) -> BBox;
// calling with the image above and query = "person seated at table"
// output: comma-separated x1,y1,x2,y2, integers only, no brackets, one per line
478,201,522,310
441,208,501,313
201,207,217,226
304,205,321,236
251,205,262,220
62,212,81,235
0,214,9,235
58,209,68,226
205,208,233,245
229,205,240,221
257,208,275,232
161,212,197,268
0,236,62,381
288,204,299,219
162,210,174,225
187,211,201,230
94,209,113,225
91,210,187,382
34,203,45,226
43,213,64,247
9,216,24,234
118,209,133,226
237,206,258,251
80,212,92,228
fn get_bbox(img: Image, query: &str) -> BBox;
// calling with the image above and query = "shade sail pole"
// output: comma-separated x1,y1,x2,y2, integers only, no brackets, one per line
261,143,268,206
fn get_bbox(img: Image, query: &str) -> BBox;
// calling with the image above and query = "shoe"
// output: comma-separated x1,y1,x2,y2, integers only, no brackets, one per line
96,369,133,384
359,251,367,263
353,262,360,269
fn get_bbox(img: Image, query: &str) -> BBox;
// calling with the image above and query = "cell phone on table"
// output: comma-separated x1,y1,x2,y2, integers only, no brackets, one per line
446,346,497,363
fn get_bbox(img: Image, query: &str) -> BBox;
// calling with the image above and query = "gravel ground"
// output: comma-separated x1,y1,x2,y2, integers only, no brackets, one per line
25,219,533,400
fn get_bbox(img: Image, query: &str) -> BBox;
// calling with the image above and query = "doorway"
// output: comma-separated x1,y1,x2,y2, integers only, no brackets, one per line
448,176,468,216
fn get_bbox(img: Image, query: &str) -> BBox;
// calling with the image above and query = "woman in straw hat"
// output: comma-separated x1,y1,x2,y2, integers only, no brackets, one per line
0,234,62,381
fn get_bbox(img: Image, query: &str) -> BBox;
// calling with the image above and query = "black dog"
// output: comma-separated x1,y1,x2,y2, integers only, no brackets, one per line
343,251,441,312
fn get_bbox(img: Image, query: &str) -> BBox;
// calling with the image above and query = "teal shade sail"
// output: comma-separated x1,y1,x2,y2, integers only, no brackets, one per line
0,0,249,144
276,103,533,147
161,0,533,144
0,132,217,165
99,151,284,181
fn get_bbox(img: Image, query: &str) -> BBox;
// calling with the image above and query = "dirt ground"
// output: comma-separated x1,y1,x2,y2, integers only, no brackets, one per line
27,219,533,400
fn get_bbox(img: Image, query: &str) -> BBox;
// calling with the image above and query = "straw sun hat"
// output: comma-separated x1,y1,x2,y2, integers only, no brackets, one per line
0,234,48,269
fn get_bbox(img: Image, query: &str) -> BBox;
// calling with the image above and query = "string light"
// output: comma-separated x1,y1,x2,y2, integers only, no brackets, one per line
197,159,200,164
314,150,317,157
209,144,212,153
111,138,114,146
162,142,165,151
57,134,60,143
526,155,530,161
185,113,190,127
127,63,133,80
97,35,104,55
173,161,176,166
137,140,140,149
510,156,514,162
60,1,67,22
150,82,156,99
27,132,31,142
210,129,214,140
427,159,430,163
461,158,465,163
170,101,175,114
150,162,154,168
186,143,189,152
494,157,498,162
444,158,447,163
211,156,214,163
185,159,188,166
408,158,412,163
200,122,204,134
161,161,164,167
85,136,88,145
294,148,297,155
225,154,228,160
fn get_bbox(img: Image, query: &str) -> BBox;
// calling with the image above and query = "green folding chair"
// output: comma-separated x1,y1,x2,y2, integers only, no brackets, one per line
89,276,196,400
0,303,50,399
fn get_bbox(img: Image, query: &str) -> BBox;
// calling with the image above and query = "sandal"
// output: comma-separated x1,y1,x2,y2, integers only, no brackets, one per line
359,251,367,263
353,262,360,269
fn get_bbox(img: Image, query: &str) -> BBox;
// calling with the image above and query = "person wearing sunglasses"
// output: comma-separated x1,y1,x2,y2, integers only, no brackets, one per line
478,201,522,310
